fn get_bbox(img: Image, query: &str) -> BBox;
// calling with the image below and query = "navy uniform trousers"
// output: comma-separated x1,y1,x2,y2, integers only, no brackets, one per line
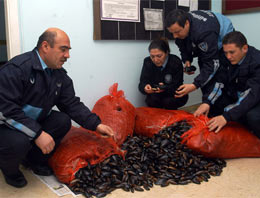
0,111,71,175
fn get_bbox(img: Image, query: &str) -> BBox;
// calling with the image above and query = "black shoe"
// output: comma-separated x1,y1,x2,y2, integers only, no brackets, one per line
2,170,27,188
31,164,53,176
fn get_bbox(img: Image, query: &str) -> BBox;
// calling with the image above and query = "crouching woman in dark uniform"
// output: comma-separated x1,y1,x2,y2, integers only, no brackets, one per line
138,38,188,110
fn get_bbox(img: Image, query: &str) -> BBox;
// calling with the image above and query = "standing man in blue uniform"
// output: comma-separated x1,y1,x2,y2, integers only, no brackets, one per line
194,31,260,137
165,9,234,98
0,28,114,188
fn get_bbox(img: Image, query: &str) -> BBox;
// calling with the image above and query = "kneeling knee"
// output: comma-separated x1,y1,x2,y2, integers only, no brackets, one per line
57,113,72,132
11,136,31,157
246,111,260,135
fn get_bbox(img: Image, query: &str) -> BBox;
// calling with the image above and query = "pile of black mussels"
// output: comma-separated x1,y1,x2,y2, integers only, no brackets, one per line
71,120,226,198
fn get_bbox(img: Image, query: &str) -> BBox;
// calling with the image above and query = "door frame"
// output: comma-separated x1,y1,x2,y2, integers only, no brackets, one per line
4,0,21,60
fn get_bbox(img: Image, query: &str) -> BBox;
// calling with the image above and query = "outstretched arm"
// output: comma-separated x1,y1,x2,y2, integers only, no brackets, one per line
96,124,115,138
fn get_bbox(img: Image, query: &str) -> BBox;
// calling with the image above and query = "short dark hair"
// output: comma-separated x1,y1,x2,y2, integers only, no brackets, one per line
148,38,170,54
165,9,189,28
222,31,247,48
36,30,57,50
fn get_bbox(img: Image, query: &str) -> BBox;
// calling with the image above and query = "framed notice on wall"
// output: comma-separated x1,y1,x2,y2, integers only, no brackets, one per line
93,0,211,40
222,0,260,15
101,0,141,22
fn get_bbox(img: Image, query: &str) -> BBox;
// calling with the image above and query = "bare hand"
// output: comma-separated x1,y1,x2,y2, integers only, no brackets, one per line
96,124,115,138
175,84,196,98
185,61,191,67
207,115,227,133
144,84,163,94
144,84,154,94
193,103,210,117
184,61,195,75
155,82,165,93
35,131,55,154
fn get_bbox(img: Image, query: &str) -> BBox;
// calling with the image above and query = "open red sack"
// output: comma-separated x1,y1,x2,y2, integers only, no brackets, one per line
134,107,195,137
181,115,260,158
92,83,136,145
49,126,124,184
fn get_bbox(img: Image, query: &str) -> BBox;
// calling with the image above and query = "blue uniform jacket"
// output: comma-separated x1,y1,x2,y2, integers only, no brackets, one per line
0,49,101,140
175,10,233,89
204,46,260,122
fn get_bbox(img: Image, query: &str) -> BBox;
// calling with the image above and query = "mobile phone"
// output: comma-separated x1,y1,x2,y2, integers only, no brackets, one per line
184,65,196,73
152,84,167,90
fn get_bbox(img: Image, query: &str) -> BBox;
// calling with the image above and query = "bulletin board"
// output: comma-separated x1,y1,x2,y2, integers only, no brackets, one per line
222,0,260,15
93,0,211,40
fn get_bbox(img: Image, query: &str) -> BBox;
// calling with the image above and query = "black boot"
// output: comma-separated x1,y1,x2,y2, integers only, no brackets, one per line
2,169,27,188
22,159,53,176
31,163,53,176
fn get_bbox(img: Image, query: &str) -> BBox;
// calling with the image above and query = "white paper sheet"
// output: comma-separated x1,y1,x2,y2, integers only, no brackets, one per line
101,0,140,22
178,0,190,7
190,0,198,11
34,173,78,197
143,8,164,31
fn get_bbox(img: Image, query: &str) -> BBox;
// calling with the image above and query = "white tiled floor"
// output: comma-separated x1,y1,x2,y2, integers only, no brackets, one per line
1,158,260,198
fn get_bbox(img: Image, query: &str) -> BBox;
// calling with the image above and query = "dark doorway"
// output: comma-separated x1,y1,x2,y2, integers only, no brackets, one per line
0,0,7,66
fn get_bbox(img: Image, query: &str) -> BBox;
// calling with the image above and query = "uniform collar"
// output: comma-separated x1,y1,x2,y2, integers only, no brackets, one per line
238,54,247,65
161,55,169,70
36,50,48,70
31,48,46,71
187,13,193,39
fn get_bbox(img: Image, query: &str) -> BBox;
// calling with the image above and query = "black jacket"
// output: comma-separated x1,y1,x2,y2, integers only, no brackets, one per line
204,46,260,122
175,10,233,89
139,54,184,95
0,49,101,140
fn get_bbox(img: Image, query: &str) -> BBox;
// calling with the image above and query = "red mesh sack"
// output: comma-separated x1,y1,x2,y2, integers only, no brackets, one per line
49,126,125,184
92,83,136,145
181,115,260,158
135,107,195,137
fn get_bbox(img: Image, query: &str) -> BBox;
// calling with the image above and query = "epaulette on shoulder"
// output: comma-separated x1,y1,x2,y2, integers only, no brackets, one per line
144,56,151,63
170,54,179,59
9,51,32,67
249,46,260,66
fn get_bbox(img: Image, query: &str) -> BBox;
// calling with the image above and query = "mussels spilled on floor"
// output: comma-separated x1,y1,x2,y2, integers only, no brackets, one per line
70,120,226,198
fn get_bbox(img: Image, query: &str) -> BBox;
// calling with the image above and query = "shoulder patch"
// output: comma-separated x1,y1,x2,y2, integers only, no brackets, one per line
165,74,173,84
198,42,208,52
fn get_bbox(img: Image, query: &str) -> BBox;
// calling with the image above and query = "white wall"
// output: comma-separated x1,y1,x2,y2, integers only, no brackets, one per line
212,0,260,50
18,0,206,109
